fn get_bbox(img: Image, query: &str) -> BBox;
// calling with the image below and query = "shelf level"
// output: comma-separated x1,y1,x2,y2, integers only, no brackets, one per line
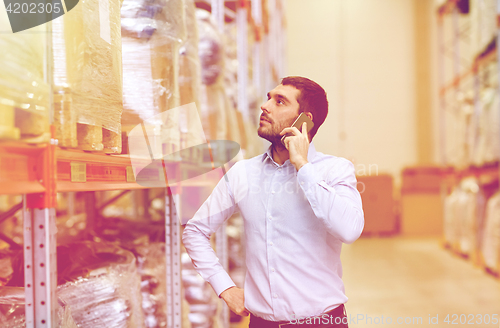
0,141,226,194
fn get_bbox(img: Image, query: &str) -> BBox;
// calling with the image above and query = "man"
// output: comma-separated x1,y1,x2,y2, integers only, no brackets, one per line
183,76,364,327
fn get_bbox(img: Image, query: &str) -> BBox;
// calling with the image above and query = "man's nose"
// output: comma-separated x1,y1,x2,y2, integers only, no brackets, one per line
261,99,271,113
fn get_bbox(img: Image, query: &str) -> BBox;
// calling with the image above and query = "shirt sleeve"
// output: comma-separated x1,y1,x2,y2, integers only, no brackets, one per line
182,166,240,296
296,158,364,244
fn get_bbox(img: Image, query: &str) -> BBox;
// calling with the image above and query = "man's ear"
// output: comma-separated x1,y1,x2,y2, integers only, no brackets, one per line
305,112,313,122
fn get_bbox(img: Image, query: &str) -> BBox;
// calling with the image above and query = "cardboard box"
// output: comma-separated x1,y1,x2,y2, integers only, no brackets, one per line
356,174,397,236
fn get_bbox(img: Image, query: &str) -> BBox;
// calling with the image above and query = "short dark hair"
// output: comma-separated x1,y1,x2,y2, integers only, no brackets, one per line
281,76,328,139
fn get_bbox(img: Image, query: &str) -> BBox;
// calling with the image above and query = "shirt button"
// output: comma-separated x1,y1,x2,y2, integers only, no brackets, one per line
312,204,316,208
273,294,278,298
301,182,304,185
271,268,275,272
271,190,275,194
269,242,273,246
269,216,273,220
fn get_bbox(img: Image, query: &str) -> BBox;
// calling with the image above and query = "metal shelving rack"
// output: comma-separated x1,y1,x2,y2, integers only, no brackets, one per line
0,0,286,327
0,140,191,327
436,0,500,269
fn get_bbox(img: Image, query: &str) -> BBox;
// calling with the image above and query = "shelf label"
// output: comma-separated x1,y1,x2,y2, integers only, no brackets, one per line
70,162,86,182
126,166,135,182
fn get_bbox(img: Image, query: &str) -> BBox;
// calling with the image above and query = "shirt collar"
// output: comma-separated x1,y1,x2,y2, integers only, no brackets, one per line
262,142,318,164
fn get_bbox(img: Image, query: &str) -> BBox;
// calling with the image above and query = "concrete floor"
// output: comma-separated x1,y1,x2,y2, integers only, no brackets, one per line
341,237,500,328
232,237,500,328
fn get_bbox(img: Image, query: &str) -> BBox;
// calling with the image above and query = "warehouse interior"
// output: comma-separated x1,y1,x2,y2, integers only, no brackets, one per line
0,0,499,327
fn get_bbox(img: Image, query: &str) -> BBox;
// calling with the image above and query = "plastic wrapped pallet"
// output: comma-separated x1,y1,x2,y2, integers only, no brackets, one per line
121,0,186,156
444,188,460,247
52,0,124,152
457,178,484,256
223,22,261,157
223,23,238,113
94,218,167,327
444,178,486,256
135,243,167,328
95,218,190,328
1,242,143,327
481,192,500,272
197,9,228,142
0,287,78,328
0,17,49,142
472,86,500,166
181,252,219,328
179,0,205,149
222,23,242,148
56,242,144,327
444,90,474,168
470,0,497,58
224,23,257,157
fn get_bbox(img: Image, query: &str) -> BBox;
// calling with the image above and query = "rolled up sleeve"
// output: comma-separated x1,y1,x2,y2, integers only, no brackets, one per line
296,158,364,244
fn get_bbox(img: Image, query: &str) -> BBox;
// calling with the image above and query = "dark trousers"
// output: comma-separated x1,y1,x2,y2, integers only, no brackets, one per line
249,304,348,328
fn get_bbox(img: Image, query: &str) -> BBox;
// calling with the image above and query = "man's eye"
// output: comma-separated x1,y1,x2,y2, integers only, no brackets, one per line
277,100,284,105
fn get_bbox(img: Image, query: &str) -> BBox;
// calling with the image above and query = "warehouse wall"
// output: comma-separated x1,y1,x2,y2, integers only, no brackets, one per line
285,0,437,182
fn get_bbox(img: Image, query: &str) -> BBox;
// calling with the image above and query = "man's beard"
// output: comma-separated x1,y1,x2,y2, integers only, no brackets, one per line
257,116,296,145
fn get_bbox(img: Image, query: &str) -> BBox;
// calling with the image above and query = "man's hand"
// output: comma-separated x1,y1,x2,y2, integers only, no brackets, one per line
281,122,310,171
220,287,249,316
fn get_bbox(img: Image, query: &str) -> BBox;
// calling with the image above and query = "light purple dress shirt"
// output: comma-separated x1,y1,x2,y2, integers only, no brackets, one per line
182,142,364,322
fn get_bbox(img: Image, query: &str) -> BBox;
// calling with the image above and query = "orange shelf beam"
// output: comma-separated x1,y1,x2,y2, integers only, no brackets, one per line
0,142,46,195
439,47,498,96
0,141,225,195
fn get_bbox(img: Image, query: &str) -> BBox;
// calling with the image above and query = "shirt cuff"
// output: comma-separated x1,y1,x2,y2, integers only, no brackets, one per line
207,270,236,297
296,162,323,192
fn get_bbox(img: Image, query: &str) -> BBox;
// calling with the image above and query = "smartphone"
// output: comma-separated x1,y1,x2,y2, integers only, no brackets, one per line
281,113,315,146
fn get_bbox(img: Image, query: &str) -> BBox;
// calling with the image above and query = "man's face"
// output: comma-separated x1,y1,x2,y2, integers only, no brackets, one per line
258,84,301,144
